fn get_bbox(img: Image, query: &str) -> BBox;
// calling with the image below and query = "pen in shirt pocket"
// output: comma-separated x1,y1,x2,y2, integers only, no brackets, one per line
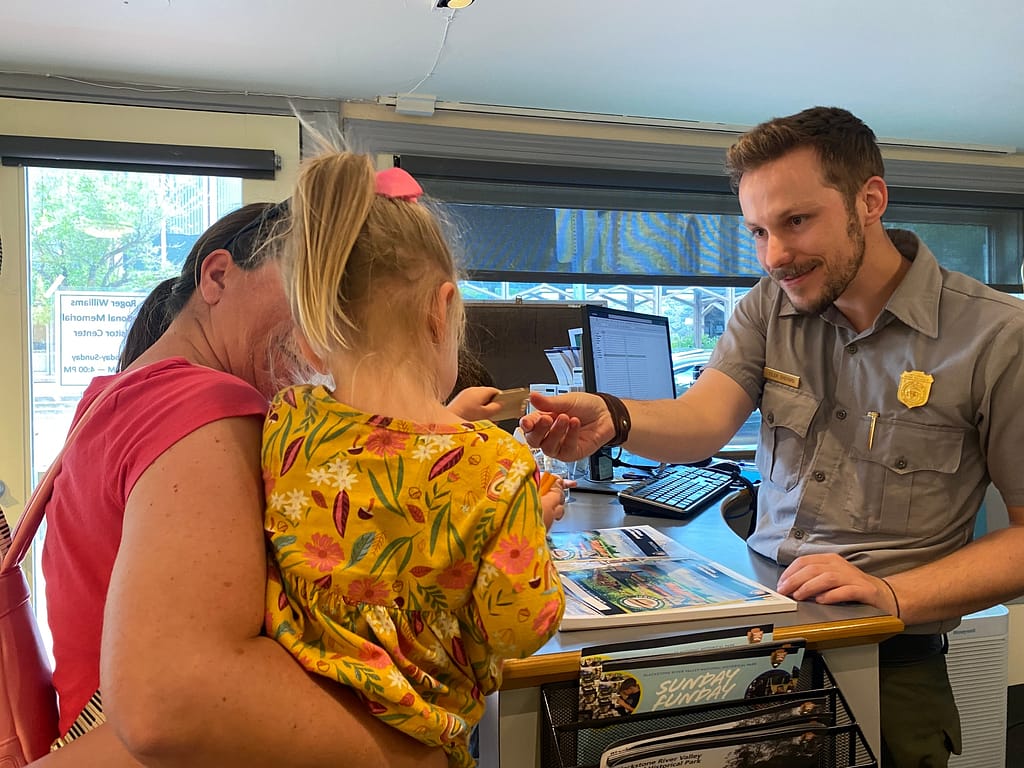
867,411,879,450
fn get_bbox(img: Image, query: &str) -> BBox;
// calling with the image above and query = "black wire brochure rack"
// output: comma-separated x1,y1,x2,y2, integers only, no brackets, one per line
540,651,876,768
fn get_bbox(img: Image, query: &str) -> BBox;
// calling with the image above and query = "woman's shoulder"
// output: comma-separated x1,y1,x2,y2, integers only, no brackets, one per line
115,357,265,411
134,356,257,387
72,359,267,447
65,359,270,502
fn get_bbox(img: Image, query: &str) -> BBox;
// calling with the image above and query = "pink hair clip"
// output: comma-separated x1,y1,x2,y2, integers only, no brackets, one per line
375,167,423,202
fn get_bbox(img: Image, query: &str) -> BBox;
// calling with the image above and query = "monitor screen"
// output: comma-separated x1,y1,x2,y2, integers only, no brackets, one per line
581,306,677,401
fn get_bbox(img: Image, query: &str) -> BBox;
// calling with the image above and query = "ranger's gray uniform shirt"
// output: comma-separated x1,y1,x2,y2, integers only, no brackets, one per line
708,230,1024,632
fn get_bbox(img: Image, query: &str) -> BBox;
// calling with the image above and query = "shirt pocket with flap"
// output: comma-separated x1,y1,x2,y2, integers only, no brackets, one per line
846,416,965,536
756,382,821,493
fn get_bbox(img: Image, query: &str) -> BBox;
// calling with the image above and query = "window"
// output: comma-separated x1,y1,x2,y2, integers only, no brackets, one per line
28,167,245,477
885,202,1023,290
407,158,1024,455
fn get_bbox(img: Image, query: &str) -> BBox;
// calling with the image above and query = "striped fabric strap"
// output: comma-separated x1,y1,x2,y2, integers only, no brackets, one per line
50,691,105,751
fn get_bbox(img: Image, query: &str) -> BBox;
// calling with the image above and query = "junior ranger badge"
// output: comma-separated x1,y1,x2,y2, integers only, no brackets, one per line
897,370,933,409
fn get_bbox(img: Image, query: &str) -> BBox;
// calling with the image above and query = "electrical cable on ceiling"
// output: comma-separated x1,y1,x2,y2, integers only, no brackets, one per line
406,9,456,94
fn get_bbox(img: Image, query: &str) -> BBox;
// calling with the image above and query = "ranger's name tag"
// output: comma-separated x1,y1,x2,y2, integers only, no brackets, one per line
763,367,800,389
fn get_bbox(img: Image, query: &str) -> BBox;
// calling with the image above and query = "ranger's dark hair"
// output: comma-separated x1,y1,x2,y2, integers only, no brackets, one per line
725,106,885,209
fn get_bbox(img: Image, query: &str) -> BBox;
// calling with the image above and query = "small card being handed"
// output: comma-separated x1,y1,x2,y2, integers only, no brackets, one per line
490,387,530,421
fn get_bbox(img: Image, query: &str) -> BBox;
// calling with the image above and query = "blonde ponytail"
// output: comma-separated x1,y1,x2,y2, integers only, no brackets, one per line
288,153,377,358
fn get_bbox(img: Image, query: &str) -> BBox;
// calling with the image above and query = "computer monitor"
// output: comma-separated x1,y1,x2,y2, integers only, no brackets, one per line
581,305,677,401
580,306,677,479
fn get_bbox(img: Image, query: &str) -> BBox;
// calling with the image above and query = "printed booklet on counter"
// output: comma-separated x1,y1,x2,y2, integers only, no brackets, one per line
547,525,796,631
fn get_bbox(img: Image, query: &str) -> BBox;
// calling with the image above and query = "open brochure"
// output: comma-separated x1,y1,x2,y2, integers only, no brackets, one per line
548,526,796,631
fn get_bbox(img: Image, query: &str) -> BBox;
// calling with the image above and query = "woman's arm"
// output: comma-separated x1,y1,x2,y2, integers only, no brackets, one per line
30,722,145,767
94,415,445,768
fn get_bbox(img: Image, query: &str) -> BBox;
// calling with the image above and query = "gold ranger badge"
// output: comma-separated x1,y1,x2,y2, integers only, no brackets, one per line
897,370,934,409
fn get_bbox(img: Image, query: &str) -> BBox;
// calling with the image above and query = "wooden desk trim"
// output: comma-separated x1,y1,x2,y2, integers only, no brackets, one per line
499,614,904,690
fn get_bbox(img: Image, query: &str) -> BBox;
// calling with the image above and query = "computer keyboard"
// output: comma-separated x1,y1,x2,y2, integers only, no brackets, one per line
618,464,737,519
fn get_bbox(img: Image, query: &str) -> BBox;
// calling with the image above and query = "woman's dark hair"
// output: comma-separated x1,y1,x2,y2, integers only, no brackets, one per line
118,201,287,370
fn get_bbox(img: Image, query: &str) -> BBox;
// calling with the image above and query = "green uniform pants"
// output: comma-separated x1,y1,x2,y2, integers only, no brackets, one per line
879,649,962,768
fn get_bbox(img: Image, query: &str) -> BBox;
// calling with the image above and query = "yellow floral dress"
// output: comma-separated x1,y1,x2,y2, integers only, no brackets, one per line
263,385,564,767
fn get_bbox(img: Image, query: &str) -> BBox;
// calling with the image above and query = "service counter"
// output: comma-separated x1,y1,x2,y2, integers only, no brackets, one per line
479,488,904,768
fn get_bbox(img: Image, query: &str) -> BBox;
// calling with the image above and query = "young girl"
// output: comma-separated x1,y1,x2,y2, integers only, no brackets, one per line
263,150,566,767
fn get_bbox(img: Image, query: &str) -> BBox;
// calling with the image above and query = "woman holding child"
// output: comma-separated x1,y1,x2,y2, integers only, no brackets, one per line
36,154,564,767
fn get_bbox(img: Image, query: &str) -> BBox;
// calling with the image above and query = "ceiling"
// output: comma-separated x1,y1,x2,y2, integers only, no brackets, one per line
3,0,1024,152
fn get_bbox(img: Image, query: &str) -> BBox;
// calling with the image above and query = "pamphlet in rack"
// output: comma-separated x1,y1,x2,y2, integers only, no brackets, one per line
547,525,796,631
600,719,839,768
578,626,806,721
541,649,877,768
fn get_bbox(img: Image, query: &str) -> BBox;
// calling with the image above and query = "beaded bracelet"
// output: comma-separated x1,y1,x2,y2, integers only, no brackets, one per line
596,392,632,447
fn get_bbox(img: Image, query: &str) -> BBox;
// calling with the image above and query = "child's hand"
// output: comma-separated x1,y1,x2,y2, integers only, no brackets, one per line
448,386,502,421
539,472,570,529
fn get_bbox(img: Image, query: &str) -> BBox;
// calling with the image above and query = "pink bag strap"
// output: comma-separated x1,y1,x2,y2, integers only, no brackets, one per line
1,373,129,573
